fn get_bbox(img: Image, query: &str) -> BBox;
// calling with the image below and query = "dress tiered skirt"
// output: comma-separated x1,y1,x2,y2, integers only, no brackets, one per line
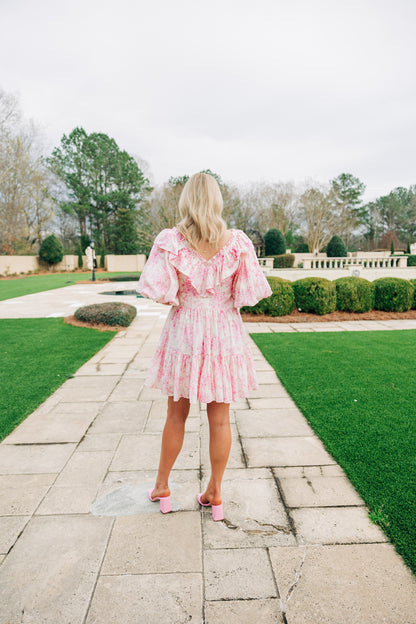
144,300,259,404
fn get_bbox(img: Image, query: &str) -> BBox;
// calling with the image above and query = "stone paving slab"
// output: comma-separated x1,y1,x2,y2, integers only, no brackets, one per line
0,514,113,624
2,401,102,444
242,436,338,467
291,506,388,543
101,511,202,574
0,473,55,516
200,468,296,549
205,599,284,624
0,287,415,622
204,547,277,600
235,407,315,437
0,442,77,474
84,573,203,624
97,468,200,512
269,543,416,623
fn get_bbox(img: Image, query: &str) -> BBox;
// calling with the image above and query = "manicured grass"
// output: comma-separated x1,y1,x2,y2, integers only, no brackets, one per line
0,272,140,301
0,318,117,441
250,329,416,576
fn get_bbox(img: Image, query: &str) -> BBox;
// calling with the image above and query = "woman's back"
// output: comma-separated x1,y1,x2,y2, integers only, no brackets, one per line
136,226,272,404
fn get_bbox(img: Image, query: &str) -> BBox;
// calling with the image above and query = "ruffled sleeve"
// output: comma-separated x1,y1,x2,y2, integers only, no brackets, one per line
136,229,179,306
232,231,273,308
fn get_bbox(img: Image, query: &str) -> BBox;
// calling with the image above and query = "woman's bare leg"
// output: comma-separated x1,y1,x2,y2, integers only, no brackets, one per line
150,396,190,498
201,401,231,505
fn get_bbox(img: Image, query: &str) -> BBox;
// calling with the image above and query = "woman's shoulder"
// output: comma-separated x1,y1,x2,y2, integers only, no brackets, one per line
233,229,254,250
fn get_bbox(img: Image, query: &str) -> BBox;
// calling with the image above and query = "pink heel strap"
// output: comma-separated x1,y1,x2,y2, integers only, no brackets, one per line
148,488,172,513
159,496,172,513
211,503,224,521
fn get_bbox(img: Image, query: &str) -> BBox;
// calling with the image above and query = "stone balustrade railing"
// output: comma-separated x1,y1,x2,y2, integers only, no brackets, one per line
258,258,274,268
302,256,408,269
258,256,408,269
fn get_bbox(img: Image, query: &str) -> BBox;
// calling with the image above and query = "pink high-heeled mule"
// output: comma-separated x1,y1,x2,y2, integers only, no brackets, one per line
148,488,172,513
197,493,224,521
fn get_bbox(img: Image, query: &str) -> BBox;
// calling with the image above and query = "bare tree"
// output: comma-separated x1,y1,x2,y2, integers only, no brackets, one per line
298,182,346,254
0,89,54,253
238,181,301,237
0,88,21,132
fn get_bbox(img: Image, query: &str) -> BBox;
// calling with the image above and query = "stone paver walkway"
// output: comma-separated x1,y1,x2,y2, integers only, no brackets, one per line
0,286,415,623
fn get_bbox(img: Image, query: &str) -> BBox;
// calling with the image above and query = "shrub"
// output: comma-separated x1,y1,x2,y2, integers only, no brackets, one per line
334,276,375,312
326,235,347,257
410,279,416,309
74,302,137,327
241,276,295,317
108,274,141,281
292,277,337,315
270,254,295,268
294,242,309,253
373,277,414,312
39,234,64,267
407,255,416,266
100,249,105,268
265,229,286,255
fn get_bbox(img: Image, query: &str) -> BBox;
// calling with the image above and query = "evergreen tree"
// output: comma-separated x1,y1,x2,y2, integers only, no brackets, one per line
77,241,83,268
327,235,347,257
112,205,140,254
39,234,64,268
265,229,286,255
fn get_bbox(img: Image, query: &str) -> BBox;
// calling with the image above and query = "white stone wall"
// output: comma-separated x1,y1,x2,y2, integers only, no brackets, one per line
263,267,416,282
0,254,146,275
104,254,146,272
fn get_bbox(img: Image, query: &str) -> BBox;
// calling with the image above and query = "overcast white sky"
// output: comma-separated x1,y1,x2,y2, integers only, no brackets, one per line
1,0,416,202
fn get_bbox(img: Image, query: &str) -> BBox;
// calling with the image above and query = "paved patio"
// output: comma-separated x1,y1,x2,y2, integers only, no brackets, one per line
0,285,415,623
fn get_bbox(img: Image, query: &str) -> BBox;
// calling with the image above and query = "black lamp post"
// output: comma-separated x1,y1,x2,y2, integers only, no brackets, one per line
91,240,96,282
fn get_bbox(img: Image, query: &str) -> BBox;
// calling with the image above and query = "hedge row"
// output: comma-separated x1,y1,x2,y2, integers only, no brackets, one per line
241,276,416,316
268,254,296,268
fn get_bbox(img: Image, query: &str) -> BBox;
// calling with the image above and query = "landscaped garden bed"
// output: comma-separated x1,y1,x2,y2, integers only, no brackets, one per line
241,308,416,322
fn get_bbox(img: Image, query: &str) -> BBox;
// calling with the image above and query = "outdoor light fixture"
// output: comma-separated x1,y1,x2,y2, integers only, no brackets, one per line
91,241,96,282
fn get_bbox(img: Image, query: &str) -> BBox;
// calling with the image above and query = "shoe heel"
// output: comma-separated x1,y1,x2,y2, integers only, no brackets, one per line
211,503,223,521
159,496,172,514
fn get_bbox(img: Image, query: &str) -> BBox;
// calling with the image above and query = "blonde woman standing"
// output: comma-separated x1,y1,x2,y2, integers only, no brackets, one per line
136,172,272,520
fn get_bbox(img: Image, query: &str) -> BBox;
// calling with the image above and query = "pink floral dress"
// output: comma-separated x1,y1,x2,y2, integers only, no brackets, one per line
136,226,272,404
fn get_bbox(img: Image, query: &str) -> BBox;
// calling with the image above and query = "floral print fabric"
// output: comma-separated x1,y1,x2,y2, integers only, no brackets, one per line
136,226,273,404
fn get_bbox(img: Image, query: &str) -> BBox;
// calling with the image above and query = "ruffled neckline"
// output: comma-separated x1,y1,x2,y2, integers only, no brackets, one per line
173,226,236,264
153,226,253,296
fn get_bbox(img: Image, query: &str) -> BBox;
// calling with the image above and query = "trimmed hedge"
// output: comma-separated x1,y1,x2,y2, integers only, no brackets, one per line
292,277,337,315
407,255,416,266
327,235,347,257
240,275,416,316
334,276,375,313
269,254,295,268
240,276,295,316
74,302,137,327
410,279,416,309
372,277,414,312
97,274,141,281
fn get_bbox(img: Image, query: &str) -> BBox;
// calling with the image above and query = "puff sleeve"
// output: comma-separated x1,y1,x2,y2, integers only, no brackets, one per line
232,232,273,308
136,231,179,306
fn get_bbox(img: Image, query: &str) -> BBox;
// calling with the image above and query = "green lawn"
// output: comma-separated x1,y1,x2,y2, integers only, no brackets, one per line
0,272,140,301
0,318,117,441
250,329,416,576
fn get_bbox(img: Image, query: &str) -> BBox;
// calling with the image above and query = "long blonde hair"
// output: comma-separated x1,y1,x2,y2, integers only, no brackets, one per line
176,172,228,250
